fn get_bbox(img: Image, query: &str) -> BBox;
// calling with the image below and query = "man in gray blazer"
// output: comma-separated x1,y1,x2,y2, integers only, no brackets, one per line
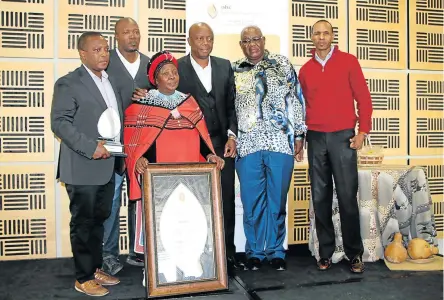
101,17,151,274
51,32,123,297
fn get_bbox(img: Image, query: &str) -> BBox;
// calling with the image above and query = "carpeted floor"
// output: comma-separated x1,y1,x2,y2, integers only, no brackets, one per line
0,245,442,300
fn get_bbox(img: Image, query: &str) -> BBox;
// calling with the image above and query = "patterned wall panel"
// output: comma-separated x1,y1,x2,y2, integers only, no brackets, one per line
0,0,54,58
409,159,444,238
288,159,408,244
138,0,186,58
349,0,406,69
59,178,130,257
0,62,54,162
0,165,56,260
364,71,407,156
409,0,444,70
409,73,444,156
58,0,134,58
288,0,347,66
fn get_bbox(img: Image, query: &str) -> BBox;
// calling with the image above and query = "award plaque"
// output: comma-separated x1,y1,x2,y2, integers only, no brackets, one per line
142,163,228,298
97,108,126,157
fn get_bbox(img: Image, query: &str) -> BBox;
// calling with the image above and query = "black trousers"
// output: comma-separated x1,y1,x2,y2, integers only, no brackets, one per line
66,176,115,283
214,144,236,257
307,129,363,260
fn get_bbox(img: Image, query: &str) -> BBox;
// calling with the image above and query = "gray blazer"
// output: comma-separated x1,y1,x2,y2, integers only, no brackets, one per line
106,49,152,111
51,65,124,185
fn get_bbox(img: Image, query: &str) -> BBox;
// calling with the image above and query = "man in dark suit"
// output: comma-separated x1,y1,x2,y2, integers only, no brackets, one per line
51,32,123,297
177,22,239,273
101,17,151,275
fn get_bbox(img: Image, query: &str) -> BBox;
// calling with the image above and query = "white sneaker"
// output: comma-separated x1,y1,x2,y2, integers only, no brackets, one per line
142,269,145,287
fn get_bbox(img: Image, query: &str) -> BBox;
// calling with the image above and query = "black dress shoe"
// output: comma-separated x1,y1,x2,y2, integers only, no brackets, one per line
227,256,244,269
270,258,286,271
350,256,365,273
317,258,332,271
245,257,262,271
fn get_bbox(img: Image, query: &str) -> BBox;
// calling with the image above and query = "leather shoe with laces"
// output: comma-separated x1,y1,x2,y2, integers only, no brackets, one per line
95,269,120,286
270,258,286,271
75,279,109,297
317,258,332,271
245,257,262,271
350,256,365,273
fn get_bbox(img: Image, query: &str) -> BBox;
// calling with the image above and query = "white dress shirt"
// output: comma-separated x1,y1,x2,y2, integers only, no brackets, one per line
190,54,212,93
116,48,140,79
83,64,121,142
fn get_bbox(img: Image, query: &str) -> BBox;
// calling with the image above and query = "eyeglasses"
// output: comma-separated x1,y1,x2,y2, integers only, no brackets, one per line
240,36,264,46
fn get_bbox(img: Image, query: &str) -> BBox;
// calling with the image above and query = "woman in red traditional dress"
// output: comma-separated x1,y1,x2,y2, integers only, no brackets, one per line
123,51,225,285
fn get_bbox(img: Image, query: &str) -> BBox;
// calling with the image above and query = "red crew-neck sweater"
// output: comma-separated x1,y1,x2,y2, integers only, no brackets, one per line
299,46,373,134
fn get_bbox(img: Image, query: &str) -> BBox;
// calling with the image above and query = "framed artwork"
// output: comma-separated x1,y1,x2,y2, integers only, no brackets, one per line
142,163,228,298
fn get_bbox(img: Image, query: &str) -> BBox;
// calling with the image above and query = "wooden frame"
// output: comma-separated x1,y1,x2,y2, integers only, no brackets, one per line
142,163,228,298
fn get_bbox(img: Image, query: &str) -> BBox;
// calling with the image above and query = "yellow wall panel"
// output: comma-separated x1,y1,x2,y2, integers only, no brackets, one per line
349,0,407,69
0,165,56,260
57,61,82,80
288,0,347,66
409,158,444,238
409,73,444,155
409,0,444,70
288,165,310,244
364,71,407,156
0,1,54,58
0,62,54,162
58,1,134,58
138,1,186,58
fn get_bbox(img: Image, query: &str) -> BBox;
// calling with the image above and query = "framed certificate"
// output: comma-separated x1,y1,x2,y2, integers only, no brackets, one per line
142,163,228,298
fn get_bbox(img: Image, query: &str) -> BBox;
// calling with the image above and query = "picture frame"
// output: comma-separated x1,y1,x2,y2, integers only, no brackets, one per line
142,163,228,298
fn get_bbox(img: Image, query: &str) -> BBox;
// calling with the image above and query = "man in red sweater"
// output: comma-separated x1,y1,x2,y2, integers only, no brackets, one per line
298,19,372,274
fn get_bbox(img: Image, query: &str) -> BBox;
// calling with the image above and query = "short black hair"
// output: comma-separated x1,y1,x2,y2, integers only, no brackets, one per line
77,31,103,51
312,19,334,33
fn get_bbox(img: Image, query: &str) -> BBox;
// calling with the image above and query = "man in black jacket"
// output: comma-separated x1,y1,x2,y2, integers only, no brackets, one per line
102,17,151,275
177,22,239,273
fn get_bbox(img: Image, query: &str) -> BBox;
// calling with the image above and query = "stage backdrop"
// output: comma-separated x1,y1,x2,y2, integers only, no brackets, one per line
0,0,442,260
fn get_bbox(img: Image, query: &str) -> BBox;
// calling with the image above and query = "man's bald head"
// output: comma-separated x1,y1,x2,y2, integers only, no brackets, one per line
115,17,138,34
187,22,214,61
188,22,213,37
240,25,263,40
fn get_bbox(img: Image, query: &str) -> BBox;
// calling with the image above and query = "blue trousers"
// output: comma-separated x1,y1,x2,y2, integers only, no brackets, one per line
103,172,124,258
236,150,294,261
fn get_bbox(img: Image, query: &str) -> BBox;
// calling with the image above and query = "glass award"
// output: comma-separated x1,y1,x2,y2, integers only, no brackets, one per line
97,107,127,157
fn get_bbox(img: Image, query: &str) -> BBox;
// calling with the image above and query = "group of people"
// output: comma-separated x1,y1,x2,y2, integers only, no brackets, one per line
51,17,373,297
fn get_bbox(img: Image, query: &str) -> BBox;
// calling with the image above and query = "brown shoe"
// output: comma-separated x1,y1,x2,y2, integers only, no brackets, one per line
350,256,365,273
317,258,332,271
95,268,120,286
75,280,109,297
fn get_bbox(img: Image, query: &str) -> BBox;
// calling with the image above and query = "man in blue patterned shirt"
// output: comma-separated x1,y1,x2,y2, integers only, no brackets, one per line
232,25,306,271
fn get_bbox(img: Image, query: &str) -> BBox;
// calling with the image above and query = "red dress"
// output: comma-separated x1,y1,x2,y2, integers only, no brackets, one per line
124,91,215,253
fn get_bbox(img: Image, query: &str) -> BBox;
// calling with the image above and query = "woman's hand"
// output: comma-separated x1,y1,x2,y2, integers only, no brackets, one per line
207,154,225,170
135,157,149,174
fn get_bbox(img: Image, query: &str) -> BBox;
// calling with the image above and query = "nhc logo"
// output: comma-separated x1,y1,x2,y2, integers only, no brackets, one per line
207,4,218,18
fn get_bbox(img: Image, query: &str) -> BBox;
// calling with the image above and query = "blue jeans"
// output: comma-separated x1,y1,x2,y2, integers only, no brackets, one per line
103,172,124,258
236,151,294,261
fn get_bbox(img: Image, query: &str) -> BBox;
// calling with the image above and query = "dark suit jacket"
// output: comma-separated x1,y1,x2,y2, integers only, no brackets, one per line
177,54,237,141
107,49,151,111
51,65,124,185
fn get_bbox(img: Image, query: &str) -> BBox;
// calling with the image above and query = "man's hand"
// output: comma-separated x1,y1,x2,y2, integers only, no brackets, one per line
135,157,149,174
131,88,147,101
170,108,181,119
350,133,366,150
207,154,225,170
93,140,110,159
224,139,237,158
294,139,304,162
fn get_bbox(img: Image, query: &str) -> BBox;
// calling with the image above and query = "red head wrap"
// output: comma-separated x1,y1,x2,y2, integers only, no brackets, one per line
147,51,178,86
